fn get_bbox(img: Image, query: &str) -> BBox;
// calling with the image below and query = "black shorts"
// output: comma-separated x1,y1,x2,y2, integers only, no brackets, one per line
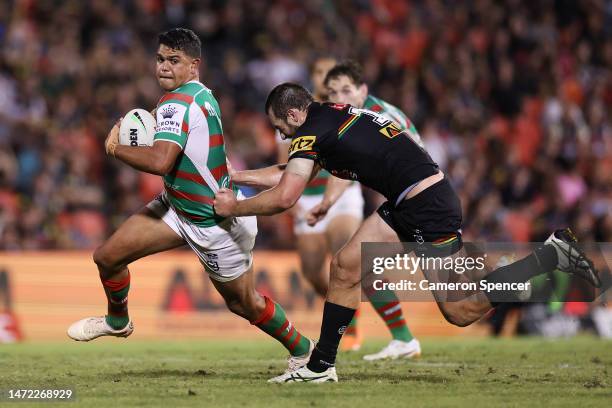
377,177,463,257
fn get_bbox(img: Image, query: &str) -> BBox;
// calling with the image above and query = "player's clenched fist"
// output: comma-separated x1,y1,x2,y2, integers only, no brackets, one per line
214,188,238,217
306,202,330,226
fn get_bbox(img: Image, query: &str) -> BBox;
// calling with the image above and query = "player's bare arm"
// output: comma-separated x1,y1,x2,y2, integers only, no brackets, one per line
230,163,287,189
306,176,352,226
214,158,317,216
105,122,181,175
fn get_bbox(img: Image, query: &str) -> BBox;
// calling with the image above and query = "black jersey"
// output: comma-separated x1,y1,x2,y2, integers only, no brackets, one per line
288,102,438,205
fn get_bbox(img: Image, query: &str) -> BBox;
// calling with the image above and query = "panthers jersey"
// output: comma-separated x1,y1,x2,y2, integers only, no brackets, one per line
288,102,438,205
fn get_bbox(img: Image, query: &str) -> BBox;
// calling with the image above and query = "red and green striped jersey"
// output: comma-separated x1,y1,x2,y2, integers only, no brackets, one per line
154,81,236,227
363,95,424,147
304,169,330,195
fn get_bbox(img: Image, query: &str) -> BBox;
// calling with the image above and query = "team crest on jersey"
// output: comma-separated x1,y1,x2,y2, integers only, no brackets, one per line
288,136,316,156
161,106,178,119
379,122,403,139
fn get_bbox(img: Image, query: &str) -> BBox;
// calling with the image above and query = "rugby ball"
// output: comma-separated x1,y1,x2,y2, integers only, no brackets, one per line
119,108,156,147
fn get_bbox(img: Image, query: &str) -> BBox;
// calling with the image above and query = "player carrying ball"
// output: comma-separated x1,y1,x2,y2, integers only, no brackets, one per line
67,28,314,373
213,83,600,382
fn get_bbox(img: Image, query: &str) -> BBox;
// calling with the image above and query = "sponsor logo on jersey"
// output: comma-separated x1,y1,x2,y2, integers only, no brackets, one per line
156,103,187,136
288,136,316,156
204,101,218,117
379,122,403,139
161,106,178,119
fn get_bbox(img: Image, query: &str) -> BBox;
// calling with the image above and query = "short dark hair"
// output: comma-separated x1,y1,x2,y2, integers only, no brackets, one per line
265,83,313,119
324,60,364,87
158,28,201,59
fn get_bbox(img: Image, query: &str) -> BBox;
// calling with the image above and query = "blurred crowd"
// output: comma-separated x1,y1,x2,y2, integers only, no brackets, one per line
0,0,610,250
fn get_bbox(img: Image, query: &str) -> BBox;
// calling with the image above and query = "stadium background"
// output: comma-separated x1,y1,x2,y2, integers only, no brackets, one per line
0,0,610,342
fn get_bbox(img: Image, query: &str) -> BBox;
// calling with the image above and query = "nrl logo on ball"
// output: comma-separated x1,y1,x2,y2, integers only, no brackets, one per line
161,106,178,119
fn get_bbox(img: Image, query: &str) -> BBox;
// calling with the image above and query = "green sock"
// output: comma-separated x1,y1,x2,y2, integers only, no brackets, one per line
368,285,414,341
251,296,311,356
101,272,131,330
105,314,129,330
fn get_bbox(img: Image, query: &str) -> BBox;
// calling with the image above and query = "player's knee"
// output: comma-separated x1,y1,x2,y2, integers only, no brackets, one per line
330,253,360,289
440,302,479,327
93,245,117,272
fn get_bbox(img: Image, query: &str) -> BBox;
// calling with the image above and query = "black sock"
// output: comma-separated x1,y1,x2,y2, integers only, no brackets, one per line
307,301,356,373
482,245,558,306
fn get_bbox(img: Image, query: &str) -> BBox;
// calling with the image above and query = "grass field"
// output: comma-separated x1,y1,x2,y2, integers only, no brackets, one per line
1,337,610,407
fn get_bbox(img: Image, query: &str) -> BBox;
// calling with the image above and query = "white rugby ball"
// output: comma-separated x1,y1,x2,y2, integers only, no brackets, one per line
119,108,156,147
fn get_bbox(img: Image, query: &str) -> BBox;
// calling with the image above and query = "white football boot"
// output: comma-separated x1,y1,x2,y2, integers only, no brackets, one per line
544,228,601,287
67,317,133,341
284,339,315,373
363,338,421,361
268,364,338,383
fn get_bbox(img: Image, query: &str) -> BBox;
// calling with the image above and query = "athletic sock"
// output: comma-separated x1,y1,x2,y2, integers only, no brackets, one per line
101,271,130,330
344,308,360,336
307,301,356,373
251,296,311,356
372,300,413,342
365,281,413,342
483,245,558,306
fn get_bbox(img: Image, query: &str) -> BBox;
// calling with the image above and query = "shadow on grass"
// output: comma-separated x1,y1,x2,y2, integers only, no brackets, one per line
102,368,453,385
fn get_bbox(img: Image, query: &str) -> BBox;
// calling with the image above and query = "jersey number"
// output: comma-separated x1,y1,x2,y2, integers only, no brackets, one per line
346,107,403,139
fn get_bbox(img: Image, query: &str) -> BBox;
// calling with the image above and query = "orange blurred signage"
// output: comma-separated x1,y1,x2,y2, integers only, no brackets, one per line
0,251,483,340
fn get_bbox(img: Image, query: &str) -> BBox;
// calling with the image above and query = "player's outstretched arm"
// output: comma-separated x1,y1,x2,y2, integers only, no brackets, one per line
306,176,352,226
230,163,287,189
214,158,316,217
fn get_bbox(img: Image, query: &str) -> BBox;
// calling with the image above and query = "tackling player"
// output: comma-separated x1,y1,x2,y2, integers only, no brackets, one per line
67,29,313,372
311,60,423,360
274,57,366,352
213,83,600,382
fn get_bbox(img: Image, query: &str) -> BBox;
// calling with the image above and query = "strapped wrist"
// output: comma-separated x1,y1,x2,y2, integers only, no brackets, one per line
107,143,117,157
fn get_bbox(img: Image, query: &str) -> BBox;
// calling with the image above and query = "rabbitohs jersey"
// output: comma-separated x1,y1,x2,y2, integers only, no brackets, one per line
287,102,438,205
363,95,424,148
154,80,237,227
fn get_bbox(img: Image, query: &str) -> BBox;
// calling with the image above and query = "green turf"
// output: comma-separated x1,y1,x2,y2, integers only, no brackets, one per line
0,337,610,407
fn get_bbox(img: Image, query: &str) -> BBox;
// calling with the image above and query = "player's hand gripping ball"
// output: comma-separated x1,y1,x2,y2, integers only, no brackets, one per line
104,118,121,156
